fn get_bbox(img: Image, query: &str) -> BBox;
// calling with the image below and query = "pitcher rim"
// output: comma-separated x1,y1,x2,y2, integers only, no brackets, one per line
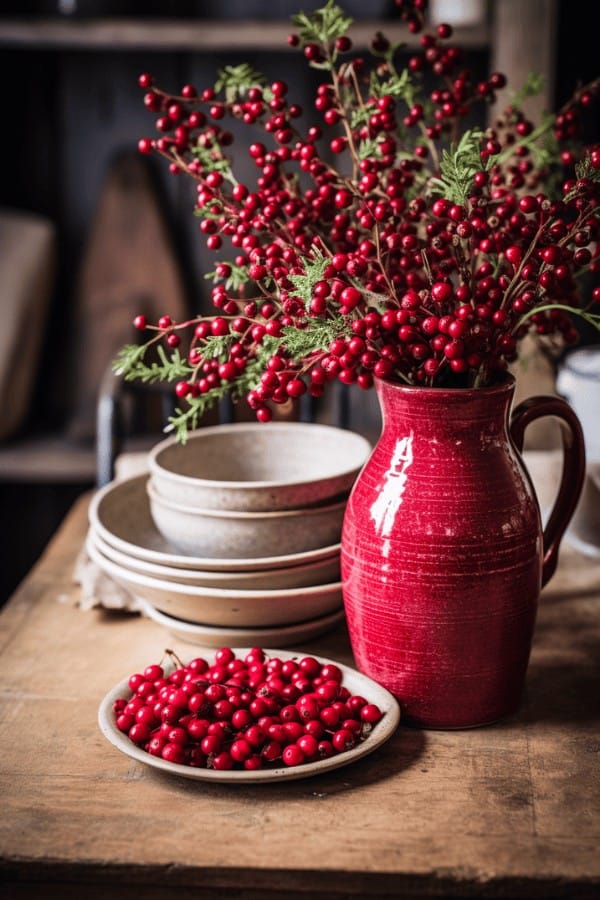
374,373,516,398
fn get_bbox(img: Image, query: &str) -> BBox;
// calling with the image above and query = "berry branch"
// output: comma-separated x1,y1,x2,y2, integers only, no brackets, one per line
123,0,600,439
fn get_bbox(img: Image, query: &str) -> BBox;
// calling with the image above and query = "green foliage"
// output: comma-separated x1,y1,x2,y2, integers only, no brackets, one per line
194,200,224,221
113,344,192,383
235,335,283,389
429,129,487,205
292,0,353,66
510,72,545,108
199,333,238,364
565,155,600,202
369,66,414,104
215,63,267,102
167,388,230,444
516,302,600,333
282,315,352,359
356,136,384,162
190,144,233,179
205,261,250,292
286,249,332,306
166,335,283,442
495,113,559,171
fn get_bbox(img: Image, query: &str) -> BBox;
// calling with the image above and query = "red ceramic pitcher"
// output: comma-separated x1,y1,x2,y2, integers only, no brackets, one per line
341,375,585,728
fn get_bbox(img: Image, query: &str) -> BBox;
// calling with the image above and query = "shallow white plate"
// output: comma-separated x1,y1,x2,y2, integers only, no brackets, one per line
98,648,401,783
89,530,340,590
86,535,343,628
138,599,347,647
89,475,341,571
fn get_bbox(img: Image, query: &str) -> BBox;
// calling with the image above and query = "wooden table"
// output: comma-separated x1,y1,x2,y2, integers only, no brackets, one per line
1,489,599,899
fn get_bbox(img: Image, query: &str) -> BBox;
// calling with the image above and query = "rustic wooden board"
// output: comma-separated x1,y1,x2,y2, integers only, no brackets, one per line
0,209,56,442
66,151,189,443
0,489,599,898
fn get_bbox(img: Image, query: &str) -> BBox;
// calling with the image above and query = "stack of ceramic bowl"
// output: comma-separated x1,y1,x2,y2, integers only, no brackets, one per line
87,422,372,647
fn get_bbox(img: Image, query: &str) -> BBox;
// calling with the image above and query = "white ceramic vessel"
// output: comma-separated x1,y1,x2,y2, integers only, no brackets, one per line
138,600,347,648
147,479,346,558
88,529,340,590
89,474,342,571
86,535,343,628
148,421,371,511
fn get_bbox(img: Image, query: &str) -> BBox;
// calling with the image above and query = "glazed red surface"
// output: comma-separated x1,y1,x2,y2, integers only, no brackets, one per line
341,377,584,728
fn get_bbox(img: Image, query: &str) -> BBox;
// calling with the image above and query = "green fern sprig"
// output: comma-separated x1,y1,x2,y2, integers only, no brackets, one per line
194,200,224,221
204,261,250,292
113,344,192,383
281,315,352,360
493,112,558,171
232,336,283,390
167,388,231,443
199,333,240,364
215,63,267,103
292,0,353,67
516,302,600,333
369,66,413,104
429,128,487,205
564,156,600,202
166,337,284,442
509,72,545,110
286,248,332,306
356,136,384,162
190,144,233,179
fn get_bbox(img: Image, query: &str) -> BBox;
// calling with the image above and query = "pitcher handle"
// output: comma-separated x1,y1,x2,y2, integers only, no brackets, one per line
510,395,586,587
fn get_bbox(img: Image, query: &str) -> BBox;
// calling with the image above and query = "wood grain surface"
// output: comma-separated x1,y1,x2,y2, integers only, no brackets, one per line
66,152,189,443
0,487,599,899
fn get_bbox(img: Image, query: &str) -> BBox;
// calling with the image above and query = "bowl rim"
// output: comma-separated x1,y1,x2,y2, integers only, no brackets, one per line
138,601,347,639
146,478,348,519
148,421,372,491
89,528,340,583
88,474,344,571
86,533,343,600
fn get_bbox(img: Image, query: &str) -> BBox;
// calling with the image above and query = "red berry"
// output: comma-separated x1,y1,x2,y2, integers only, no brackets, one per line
360,703,383,724
137,138,153,155
161,743,186,764
282,744,305,767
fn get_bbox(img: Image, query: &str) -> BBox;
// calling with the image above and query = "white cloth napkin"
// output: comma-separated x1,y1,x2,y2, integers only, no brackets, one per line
72,450,150,610
73,541,143,612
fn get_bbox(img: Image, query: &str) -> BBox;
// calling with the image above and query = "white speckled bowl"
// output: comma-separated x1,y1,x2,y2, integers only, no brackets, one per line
88,529,340,590
147,479,346,558
148,422,371,511
86,535,343,628
88,474,341,572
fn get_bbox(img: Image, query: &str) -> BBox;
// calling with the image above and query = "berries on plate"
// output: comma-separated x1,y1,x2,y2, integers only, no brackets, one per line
111,647,387,772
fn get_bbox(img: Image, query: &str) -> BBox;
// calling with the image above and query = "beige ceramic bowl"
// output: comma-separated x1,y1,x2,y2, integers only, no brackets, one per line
89,474,341,572
148,421,371,511
88,529,340,590
86,535,343,628
147,479,347,558
136,603,347,650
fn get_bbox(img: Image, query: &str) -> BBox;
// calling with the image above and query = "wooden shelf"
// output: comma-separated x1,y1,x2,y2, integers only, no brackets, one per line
0,434,157,484
0,435,97,483
0,17,491,52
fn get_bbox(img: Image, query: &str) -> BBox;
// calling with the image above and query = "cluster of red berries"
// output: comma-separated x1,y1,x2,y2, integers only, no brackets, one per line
113,647,385,771
118,1,600,429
